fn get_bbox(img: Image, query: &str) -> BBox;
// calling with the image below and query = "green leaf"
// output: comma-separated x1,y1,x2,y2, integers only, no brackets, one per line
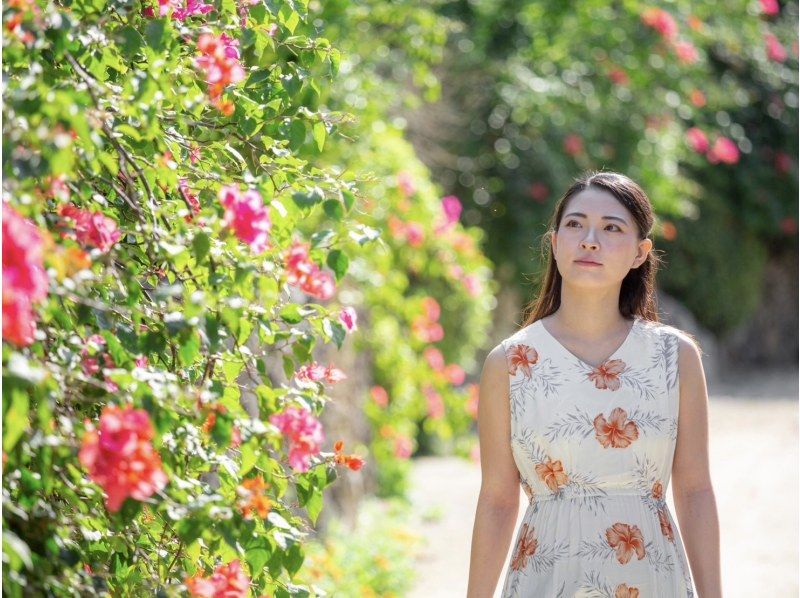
312,121,326,151
291,187,324,209
322,199,343,221
325,249,348,281
144,19,168,52
192,232,211,264
3,386,29,452
116,26,144,59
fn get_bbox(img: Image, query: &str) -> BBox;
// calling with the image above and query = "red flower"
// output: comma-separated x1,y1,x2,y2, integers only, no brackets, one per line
506,344,539,378
689,89,706,107
672,40,698,64
605,522,646,564
58,204,121,253
186,559,250,598
79,405,168,512
535,458,568,492
588,359,626,390
593,407,640,448
510,523,538,571
658,507,675,542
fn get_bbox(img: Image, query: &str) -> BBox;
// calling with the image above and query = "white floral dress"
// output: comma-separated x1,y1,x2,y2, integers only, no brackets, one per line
499,316,696,598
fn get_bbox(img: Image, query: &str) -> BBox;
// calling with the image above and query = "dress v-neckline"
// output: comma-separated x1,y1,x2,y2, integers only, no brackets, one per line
536,316,640,370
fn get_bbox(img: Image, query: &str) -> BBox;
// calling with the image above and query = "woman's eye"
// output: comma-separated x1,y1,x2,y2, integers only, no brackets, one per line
564,220,621,231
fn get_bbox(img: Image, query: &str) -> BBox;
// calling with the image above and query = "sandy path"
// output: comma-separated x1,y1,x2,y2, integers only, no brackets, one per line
406,369,798,598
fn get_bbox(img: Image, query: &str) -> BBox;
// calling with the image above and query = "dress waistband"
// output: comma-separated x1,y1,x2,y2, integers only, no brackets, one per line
528,487,654,503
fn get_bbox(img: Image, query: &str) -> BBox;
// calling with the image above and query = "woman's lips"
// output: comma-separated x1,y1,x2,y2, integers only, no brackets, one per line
574,260,602,266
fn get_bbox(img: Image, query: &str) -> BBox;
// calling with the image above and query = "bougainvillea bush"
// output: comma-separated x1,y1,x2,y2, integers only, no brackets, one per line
1,0,382,593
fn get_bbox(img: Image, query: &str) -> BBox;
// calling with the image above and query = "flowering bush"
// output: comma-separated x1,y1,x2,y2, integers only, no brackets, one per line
0,0,376,594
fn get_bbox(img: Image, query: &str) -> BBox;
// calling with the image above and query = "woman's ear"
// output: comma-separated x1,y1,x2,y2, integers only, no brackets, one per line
633,238,653,268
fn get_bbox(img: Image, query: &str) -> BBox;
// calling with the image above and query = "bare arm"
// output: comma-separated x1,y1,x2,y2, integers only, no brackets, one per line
466,344,521,598
671,335,722,598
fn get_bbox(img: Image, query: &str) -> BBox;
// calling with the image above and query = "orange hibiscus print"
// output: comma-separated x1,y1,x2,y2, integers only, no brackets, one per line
652,480,664,501
587,359,626,390
520,474,534,500
615,584,640,598
605,522,646,564
535,458,569,492
507,343,538,378
593,407,639,448
510,522,538,571
658,507,675,542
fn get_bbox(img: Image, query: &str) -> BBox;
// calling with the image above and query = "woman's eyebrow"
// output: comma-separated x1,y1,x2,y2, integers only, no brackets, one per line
563,212,628,224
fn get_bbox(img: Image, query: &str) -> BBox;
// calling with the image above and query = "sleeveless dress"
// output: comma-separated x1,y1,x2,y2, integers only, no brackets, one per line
499,316,696,598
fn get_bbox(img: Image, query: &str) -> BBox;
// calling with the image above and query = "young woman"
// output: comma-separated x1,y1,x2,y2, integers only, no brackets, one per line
466,171,721,597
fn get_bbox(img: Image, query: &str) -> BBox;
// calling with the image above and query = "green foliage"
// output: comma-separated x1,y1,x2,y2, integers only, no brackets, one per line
423,0,797,331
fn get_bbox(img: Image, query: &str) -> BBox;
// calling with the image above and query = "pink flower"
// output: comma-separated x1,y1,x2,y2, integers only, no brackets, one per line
394,435,413,459
172,0,213,21
424,347,445,372
195,33,246,113
707,137,740,165
422,297,440,321
269,406,324,473
370,386,389,408
339,306,358,332
79,405,168,512
179,179,201,222
765,33,787,62
189,145,201,164
405,222,425,247
218,185,271,253
444,363,466,385
440,195,462,225
563,134,583,156
761,0,780,16
3,204,48,347
424,386,445,419
396,171,416,197
282,240,337,301
135,355,149,368
462,274,481,297
58,204,122,253
323,364,347,383
186,559,250,598
641,7,678,40
673,40,698,64
685,127,709,154
607,67,629,86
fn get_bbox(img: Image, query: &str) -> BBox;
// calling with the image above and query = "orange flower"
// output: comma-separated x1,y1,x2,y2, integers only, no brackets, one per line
593,408,640,449
615,584,640,598
237,475,271,519
535,458,568,492
507,344,538,378
333,440,366,471
605,522,646,564
510,523,538,571
658,507,674,542
652,481,664,501
588,359,626,390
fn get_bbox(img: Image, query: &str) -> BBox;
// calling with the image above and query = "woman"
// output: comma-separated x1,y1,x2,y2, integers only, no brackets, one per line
467,171,721,597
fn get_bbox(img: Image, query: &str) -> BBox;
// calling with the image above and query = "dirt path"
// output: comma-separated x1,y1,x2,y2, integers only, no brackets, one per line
406,368,798,598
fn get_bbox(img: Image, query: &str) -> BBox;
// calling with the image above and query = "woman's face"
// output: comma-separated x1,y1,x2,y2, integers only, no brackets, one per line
551,187,651,288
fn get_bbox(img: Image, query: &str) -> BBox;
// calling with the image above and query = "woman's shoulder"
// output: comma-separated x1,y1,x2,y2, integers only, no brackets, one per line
639,317,703,355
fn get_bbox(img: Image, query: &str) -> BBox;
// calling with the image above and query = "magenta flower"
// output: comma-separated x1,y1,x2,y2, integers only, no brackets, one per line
765,33,787,62
269,406,325,473
339,306,358,332
761,0,780,16
282,239,337,301
441,195,462,225
685,127,709,154
3,203,48,347
58,204,122,253
218,185,272,253
172,0,213,20
706,137,740,165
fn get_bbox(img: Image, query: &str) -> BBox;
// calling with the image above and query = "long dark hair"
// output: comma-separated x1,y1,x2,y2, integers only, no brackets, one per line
521,170,663,328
